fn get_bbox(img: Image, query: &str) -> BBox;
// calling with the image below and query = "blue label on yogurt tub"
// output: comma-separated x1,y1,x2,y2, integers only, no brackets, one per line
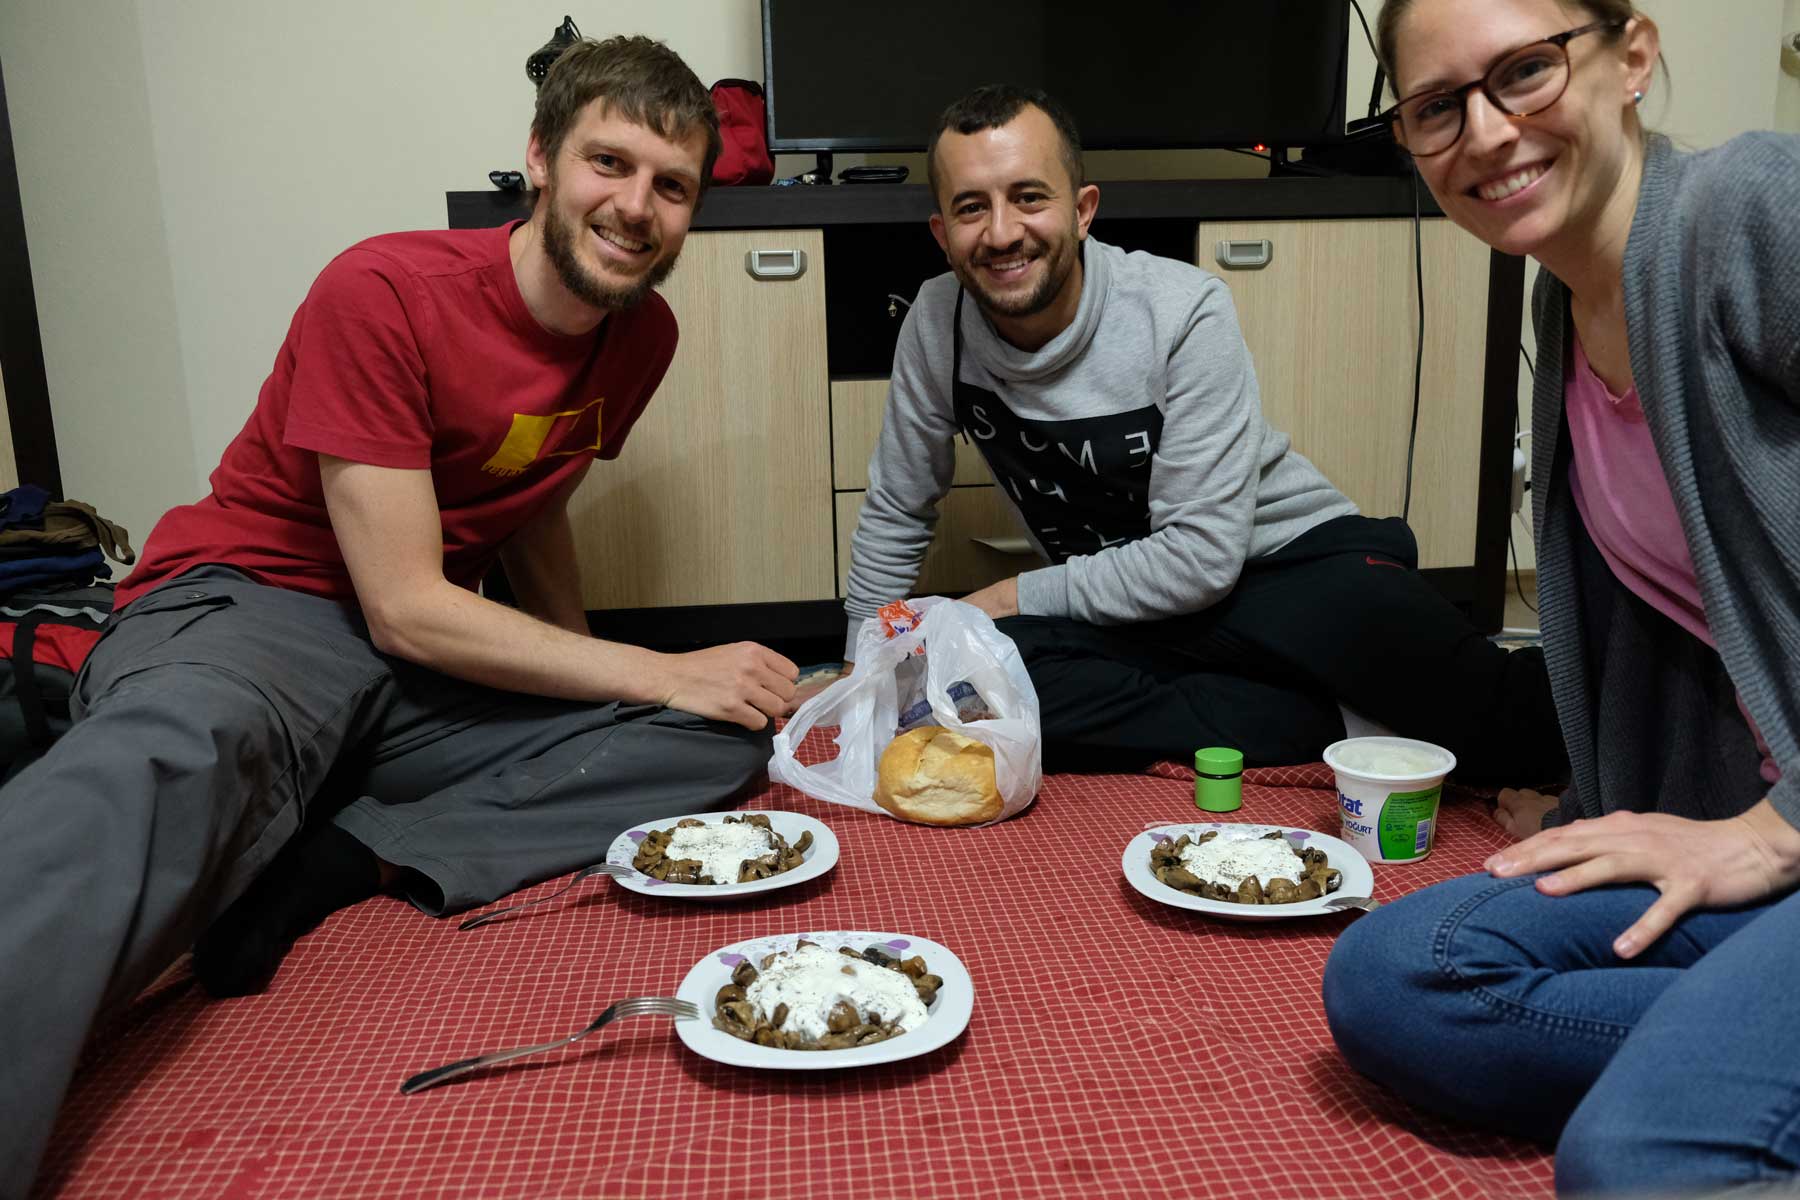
1339,790,1376,841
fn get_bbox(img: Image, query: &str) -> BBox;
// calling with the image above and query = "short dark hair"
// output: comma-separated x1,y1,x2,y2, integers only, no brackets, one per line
925,84,1084,208
532,35,722,195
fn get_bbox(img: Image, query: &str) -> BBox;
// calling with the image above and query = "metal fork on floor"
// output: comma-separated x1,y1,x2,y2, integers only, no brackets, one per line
458,862,632,930
400,996,699,1094
1323,894,1383,912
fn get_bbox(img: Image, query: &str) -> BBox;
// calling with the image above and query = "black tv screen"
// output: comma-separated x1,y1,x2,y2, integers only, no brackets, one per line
762,0,1349,153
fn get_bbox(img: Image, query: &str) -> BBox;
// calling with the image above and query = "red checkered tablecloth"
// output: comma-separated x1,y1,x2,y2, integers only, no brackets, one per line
39,750,1552,1199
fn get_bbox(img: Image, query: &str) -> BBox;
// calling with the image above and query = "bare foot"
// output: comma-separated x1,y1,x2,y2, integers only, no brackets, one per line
1492,788,1560,841
783,669,840,716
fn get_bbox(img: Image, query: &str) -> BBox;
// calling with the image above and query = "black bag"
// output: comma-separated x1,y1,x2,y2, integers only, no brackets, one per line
0,583,113,781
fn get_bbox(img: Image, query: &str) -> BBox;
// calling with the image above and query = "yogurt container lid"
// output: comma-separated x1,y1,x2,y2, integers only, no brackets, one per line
1323,736,1456,783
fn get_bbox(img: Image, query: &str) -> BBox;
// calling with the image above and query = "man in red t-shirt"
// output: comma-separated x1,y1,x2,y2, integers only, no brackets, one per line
0,37,796,1190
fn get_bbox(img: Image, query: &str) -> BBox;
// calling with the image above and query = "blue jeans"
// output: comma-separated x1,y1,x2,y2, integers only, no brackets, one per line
1322,872,1800,1195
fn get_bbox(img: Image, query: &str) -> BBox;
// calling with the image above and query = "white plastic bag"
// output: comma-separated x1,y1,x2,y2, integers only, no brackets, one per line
769,597,1041,823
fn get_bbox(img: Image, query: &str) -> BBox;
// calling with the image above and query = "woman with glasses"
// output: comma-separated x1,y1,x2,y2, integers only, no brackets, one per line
1321,0,1800,1192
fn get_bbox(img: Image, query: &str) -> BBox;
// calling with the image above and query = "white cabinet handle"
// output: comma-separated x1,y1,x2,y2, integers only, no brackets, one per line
744,249,808,280
1214,239,1273,270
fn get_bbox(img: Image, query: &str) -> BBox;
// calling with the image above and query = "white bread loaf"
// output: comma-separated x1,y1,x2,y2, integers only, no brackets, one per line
873,726,1001,826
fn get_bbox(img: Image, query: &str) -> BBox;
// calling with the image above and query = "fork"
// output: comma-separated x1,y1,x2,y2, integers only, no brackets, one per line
458,862,631,931
1323,894,1383,912
400,996,699,1094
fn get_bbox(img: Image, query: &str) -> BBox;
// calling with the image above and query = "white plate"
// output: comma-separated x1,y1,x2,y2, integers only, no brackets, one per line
674,931,974,1070
603,811,838,901
1121,823,1374,922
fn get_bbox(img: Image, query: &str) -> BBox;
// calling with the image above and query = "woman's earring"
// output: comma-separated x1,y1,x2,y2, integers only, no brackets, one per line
1632,90,1645,105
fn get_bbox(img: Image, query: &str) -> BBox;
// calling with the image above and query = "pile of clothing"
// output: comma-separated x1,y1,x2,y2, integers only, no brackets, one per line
0,484,135,779
0,484,134,591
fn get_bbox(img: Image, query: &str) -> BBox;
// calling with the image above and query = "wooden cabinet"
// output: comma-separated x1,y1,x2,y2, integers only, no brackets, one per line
829,377,991,489
828,377,1025,596
1196,219,1493,569
563,229,833,608
832,487,1028,597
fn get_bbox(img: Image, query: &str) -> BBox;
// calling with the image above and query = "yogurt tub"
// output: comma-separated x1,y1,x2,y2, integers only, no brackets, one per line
1323,736,1456,864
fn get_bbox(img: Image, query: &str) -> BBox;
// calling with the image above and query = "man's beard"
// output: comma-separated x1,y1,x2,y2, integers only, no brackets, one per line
541,195,679,312
954,223,1077,319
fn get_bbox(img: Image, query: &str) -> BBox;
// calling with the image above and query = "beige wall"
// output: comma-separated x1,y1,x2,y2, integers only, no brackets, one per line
1780,0,1800,131
0,0,194,546
1,1,1789,553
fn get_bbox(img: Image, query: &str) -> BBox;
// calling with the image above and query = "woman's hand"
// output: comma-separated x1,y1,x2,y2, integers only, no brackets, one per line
1485,798,1800,959
1492,788,1560,840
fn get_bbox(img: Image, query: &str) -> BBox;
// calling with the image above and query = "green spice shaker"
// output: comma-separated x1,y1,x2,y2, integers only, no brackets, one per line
1194,747,1244,812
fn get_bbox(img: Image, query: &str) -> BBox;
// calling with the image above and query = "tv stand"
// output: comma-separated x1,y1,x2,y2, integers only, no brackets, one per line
1262,146,1301,177
796,150,833,185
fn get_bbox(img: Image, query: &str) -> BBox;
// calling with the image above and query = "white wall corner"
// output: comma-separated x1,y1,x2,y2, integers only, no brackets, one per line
0,0,200,546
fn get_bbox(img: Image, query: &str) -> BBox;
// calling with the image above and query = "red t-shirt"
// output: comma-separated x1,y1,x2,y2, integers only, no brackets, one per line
117,223,675,609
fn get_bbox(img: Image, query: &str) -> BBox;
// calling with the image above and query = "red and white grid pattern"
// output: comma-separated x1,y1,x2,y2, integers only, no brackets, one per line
41,739,1551,1199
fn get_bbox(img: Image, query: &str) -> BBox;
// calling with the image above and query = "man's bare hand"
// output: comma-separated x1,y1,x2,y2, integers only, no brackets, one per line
960,577,1019,620
657,642,798,730
1492,788,1560,840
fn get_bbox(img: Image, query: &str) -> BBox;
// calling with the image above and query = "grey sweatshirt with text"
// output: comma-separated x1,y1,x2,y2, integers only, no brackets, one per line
844,238,1356,657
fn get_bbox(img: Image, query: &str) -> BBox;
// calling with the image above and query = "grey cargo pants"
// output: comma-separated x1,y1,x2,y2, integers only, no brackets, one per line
0,567,772,1193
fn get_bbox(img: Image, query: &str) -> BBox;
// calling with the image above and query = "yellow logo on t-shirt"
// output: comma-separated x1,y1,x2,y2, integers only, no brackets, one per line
481,396,604,477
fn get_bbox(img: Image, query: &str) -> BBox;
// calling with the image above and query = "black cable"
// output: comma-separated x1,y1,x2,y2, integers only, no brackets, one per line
1515,343,1532,442
1508,339,1537,618
1401,173,1424,523
1347,0,1385,118
1348,0,1376,56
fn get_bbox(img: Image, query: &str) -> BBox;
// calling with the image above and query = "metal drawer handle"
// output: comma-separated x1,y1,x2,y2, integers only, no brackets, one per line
744,249,808,280
1214,239,1273,270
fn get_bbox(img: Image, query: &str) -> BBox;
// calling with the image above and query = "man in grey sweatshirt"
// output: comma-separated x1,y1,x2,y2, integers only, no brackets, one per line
843,84,1564,782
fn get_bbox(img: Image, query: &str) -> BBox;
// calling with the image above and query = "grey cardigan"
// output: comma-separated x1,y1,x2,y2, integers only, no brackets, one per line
1531,132,1800,830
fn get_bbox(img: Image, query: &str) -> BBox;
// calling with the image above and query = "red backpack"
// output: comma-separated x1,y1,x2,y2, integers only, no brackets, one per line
0,583,111,781
710,79,774,186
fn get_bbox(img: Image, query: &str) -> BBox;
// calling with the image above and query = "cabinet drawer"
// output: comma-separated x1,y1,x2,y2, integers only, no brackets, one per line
834,485,1035,597
566,229,833,607
830,379,992,490
1198,218,1489,570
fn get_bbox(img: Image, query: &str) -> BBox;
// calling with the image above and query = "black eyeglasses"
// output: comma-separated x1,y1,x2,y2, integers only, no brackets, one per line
1384,20,1626,157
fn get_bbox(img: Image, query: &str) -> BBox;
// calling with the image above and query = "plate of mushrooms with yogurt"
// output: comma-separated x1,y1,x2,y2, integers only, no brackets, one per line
603,811,838,901
1122,823,1373,922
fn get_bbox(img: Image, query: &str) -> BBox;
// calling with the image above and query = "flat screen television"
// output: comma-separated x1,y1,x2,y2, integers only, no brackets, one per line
762,0,1349,154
